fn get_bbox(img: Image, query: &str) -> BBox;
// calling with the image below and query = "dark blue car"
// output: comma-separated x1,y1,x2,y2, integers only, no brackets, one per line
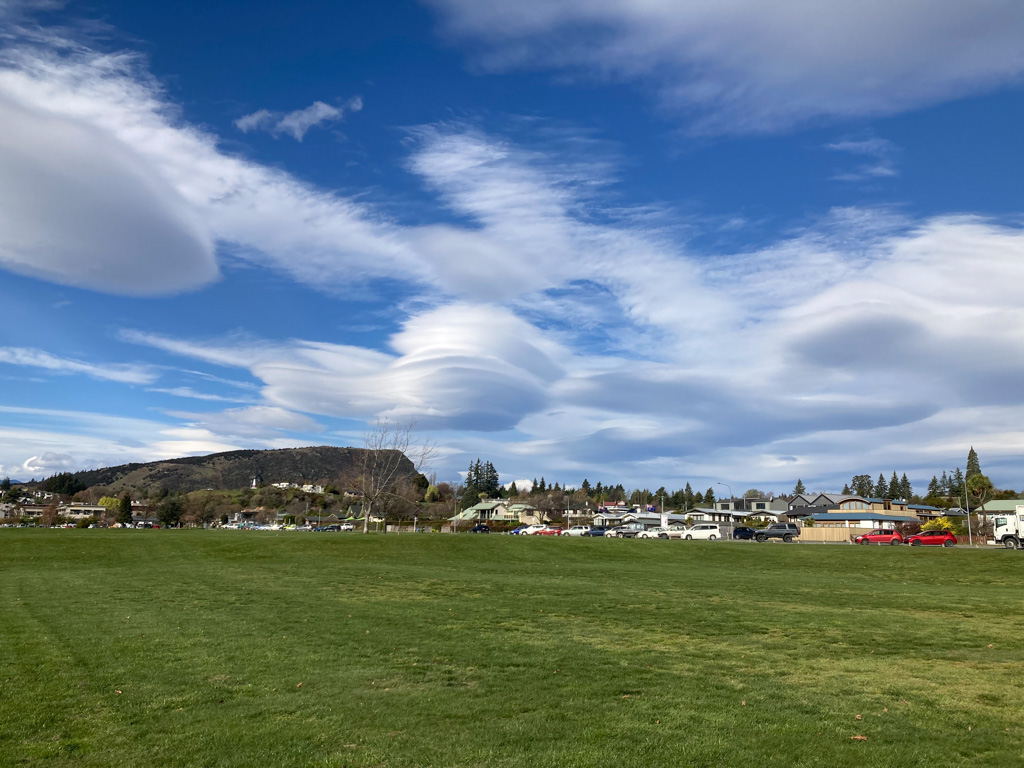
581,527,608,537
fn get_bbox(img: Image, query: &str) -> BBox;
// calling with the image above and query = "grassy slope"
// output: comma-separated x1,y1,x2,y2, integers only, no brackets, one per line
1,531,1022,767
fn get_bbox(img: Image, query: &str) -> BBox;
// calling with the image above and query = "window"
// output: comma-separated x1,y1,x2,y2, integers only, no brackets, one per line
755,502,765,510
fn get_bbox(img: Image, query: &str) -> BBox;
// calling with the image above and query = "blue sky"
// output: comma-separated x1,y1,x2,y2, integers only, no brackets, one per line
1,0,1023,494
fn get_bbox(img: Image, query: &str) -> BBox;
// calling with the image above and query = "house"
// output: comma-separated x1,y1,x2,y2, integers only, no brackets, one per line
808,512,918,529
976,500,1023,521
907,504,944,520
715,496,788,515
457,500,515,522
688,507,752,523
787,493,817,509
508,503,547,524
58,503,107,519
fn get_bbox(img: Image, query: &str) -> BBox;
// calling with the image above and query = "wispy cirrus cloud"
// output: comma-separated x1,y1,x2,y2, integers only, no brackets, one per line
827,137,899,181
428,0,1024,133
0,347,157,384
235,96,363,140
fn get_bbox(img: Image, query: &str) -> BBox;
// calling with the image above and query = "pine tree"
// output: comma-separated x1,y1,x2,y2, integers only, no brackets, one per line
116,492,133,526
901,473,912,501
851,474,873,497
966,447,981,479
508,481,518,497
950,467,965,498
704,487,716,505
939,470,950,494
927,475,940,497
889,471,901,499
553,481,561,493
532,478,538,493
793,479,806,495
842,483,851,494
581,479,591,496
538,477,546,493
694,490,704,505
874,473,888,499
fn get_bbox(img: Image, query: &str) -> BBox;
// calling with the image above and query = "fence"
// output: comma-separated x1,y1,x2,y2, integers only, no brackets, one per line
797,526,873,543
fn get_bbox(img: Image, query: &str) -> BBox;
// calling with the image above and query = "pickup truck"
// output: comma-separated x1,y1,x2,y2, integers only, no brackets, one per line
754,523,800,543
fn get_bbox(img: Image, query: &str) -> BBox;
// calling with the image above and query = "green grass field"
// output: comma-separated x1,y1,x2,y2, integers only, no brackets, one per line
1,530,1022,767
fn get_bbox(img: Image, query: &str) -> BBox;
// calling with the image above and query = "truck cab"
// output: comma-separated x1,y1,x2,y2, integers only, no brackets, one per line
993,506,1024,549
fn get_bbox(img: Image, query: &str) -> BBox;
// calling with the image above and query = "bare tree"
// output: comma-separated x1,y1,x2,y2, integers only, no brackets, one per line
361,418,437,534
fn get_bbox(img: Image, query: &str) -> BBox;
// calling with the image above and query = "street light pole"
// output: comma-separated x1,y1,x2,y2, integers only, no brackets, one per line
963,485,973,546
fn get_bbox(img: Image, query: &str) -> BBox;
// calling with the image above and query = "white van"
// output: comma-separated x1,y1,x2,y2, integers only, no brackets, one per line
682,523,722,540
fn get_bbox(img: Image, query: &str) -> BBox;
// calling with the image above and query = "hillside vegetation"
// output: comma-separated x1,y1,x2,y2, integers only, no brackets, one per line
60,446,416,494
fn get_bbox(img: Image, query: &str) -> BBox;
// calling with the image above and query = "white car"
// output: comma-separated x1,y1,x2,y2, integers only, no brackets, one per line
563,525,591,536
682,523,722,540
522,524,549,535
637,524,687,539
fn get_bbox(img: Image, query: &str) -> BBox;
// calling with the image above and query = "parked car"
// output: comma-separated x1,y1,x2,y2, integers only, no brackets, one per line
637,524,687,539
509,525,529,535
522,524,549,535
682,523,722,540
905,530,957,547
563,525,591,536
469,524,491,533
338,522,356,531
754,523,800,543
733,526,756,540
606,524,642,538
581,527,608,537
853,528,903,545
536,526,563,536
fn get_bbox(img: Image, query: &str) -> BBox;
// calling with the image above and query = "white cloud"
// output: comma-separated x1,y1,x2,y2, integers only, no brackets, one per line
235,96,362,140
0,347,157,384
124,303,568,432
163,406,324,439
429,0,1024,132
0,37,415,296
827,137,898,181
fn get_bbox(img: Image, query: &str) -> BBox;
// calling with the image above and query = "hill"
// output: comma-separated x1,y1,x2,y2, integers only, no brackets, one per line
65,446,416,494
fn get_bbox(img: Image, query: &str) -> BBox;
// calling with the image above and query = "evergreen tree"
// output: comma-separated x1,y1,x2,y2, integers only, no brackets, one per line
704,487,716,505
537,477,546,493
553,481,561,493
874,473,888,499
613,484,626,500
508,481,518,497
532,478,538,493
939,470,950,495
851,474,873,497
900,473,912,501
116,492,133,526
966,447,981,480
926,475,940,497
793,478,806,495
950,467,964,497
581,479,591,496
889,471,901,499
694,490,705,505
842,483,851,494
594,481,603,496
0,477,10,492
683,482,694,510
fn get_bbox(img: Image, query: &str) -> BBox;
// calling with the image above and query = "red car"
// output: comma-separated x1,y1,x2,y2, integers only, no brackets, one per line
853,529,903,545
535,527,563,536
905,530,957,547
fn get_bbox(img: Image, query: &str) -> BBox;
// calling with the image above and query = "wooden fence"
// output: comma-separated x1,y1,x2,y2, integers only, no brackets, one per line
797,526,873,543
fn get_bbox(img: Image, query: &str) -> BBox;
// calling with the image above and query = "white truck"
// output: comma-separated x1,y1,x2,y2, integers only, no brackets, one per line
993,505,1024,549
